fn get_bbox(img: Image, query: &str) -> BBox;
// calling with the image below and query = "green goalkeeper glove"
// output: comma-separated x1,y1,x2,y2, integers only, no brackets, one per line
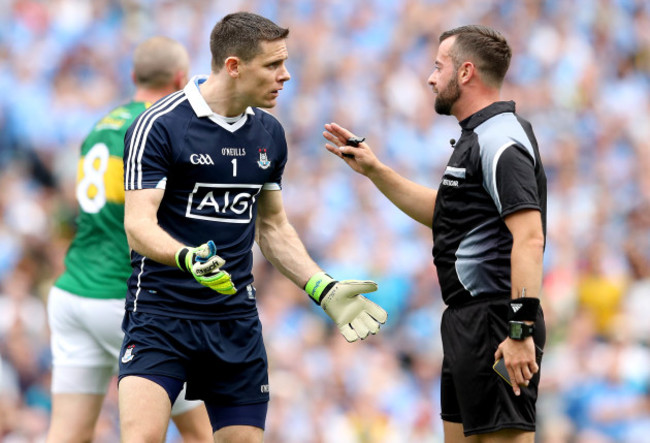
305,272,387,342
175,241,236,295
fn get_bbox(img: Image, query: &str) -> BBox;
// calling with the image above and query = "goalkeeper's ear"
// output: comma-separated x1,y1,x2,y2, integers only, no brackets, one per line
225,56,242,79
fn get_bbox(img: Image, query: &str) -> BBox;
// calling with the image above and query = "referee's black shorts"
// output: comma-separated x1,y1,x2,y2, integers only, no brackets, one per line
440,297,545,436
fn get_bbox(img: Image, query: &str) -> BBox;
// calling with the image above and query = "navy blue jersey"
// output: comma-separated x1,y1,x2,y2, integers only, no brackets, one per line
432,101,547,306
123,76,287,319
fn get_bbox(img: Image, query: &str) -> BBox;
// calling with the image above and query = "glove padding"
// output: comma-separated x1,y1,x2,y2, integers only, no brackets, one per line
175,241,236,295
305,272,387,342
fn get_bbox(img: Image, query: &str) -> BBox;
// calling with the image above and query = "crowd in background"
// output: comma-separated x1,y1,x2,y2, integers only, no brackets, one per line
1,0,649,441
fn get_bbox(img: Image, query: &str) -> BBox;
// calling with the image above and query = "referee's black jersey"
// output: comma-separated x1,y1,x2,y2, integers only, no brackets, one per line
432,101,547,306
123,76,287,320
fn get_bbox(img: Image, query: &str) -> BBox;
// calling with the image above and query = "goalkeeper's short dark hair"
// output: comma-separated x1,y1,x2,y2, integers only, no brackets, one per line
209,12,289,72
440,25,512,88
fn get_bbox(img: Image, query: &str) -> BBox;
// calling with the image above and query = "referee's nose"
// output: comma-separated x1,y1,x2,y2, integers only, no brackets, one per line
428,70,438,90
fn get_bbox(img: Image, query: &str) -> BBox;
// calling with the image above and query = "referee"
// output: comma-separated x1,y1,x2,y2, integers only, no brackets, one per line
324,25,546,442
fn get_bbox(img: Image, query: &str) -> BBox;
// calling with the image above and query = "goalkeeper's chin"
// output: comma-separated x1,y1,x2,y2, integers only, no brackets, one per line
257,92,280,109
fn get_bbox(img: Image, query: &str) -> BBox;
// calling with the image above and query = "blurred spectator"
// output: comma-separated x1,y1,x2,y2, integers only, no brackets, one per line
622,203,650,345
576,238,627,338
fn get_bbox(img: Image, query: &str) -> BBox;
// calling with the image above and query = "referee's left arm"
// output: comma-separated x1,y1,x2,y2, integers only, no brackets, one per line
495,208,544,395
504,208,545,301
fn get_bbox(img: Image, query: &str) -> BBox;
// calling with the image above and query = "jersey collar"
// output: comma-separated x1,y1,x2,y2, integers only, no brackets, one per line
184,75,255,132
459,101,516,131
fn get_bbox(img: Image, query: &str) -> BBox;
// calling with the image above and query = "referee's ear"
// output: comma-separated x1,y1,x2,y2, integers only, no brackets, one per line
458,61,475,86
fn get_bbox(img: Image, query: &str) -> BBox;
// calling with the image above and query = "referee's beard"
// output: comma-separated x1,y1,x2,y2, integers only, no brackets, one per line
434,75,461,116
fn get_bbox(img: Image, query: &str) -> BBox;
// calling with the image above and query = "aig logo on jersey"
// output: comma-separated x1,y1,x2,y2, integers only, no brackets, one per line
190,153,214,165
186,183,262,223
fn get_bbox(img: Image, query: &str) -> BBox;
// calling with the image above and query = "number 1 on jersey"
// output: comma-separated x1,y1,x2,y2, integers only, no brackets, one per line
231,158,237,177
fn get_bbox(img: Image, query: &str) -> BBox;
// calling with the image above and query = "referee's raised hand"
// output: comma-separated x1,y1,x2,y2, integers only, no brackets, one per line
323,122,379,176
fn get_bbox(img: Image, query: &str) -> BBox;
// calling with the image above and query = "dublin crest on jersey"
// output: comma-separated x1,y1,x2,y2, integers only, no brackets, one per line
121,344,135,363
257,148,271,169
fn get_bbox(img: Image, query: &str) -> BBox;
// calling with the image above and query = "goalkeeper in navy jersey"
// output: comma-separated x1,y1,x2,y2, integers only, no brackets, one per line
324,25,547,442
118,12,387,443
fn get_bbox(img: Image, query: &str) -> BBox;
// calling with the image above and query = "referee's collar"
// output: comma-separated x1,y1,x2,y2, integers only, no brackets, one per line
459,101,516,131
184,75,255,120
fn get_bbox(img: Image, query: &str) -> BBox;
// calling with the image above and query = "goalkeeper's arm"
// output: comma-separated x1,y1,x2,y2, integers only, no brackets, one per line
125,188,190,266
255,190,387,341
125,189,237,294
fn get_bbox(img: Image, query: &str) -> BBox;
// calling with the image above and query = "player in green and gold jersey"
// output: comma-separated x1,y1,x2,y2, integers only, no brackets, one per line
46,36,213,443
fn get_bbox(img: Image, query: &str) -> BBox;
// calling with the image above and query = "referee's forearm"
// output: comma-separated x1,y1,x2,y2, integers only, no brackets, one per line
367,164,436,228
504,209,545,300
510,239,544,300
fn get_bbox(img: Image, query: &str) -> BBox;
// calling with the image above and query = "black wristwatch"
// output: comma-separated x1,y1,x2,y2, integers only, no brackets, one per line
508,321,535,340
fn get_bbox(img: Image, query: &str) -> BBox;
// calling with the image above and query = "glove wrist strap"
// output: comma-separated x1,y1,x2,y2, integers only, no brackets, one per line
175,247,191,272
507,297,539,322
305,272,336,305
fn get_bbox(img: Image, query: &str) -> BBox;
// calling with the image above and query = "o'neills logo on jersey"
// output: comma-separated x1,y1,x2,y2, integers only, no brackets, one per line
190,153,214,165
186,183,263,224
222,147,246,156
257,148,271,169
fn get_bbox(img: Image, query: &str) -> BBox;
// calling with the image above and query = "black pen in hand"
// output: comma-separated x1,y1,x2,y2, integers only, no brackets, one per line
343,136,365,158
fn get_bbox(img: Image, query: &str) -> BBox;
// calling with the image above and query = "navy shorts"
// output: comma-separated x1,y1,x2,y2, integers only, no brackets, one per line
440,297,545,436
118,311,269,406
